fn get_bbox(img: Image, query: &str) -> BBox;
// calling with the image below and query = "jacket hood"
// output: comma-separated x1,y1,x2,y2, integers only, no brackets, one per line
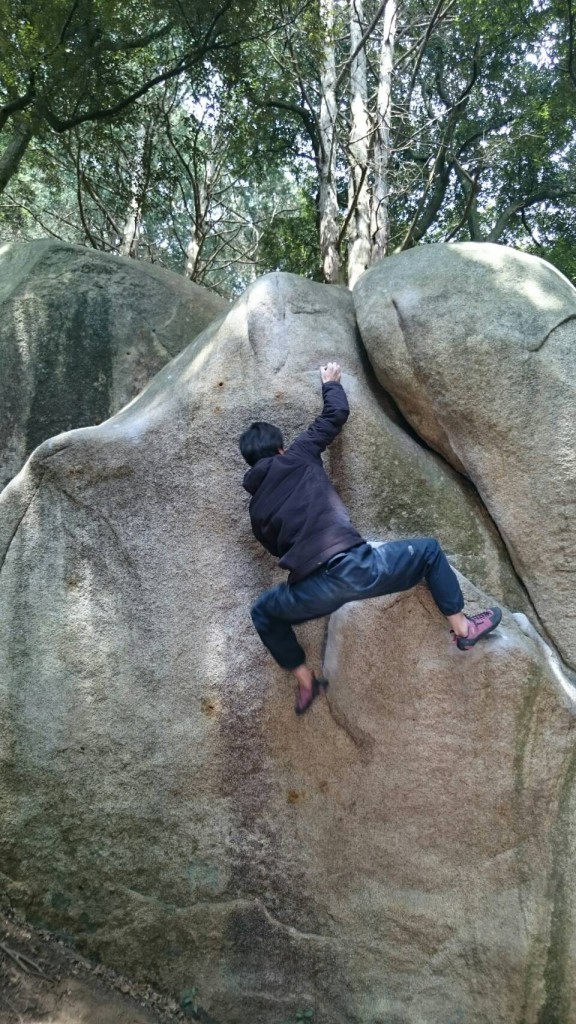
243,456,275,495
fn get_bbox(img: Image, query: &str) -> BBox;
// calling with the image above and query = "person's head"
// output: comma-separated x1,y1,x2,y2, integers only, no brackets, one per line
239,421,284,466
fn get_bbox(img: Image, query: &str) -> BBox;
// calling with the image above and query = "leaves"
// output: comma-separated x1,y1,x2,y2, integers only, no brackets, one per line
1,0,575,290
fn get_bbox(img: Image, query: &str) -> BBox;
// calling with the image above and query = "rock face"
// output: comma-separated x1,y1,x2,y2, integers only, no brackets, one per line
353,242,576,669
0,269,575,1023
0,239,228,489
324,591,576,1024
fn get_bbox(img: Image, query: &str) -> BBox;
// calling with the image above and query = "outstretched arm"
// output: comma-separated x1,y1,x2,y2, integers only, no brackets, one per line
289,363,349,458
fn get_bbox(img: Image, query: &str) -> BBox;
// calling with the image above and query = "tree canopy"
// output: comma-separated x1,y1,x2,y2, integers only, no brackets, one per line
1,0,575,294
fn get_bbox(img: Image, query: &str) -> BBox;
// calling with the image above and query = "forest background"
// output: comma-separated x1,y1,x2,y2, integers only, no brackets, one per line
1,0,575,298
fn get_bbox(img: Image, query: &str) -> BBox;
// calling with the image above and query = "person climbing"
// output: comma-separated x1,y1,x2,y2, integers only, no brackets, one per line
240,362,502,715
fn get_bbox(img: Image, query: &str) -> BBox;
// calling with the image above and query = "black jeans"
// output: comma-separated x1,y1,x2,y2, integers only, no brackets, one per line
251,538,465,670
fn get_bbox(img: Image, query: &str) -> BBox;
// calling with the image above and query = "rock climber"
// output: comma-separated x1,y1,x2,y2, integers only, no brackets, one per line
240,362,502,715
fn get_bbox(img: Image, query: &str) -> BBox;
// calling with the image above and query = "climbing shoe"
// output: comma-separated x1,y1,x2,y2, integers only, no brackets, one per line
455,607,502,650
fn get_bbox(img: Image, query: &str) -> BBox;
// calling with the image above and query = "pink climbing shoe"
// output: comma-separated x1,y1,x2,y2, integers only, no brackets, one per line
295,675,329,716
455,607,502,650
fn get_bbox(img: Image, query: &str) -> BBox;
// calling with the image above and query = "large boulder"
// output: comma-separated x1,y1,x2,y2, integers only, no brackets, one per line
353,242,576,669
323,586,576,1023
0,272,570,1022
0,239,228,489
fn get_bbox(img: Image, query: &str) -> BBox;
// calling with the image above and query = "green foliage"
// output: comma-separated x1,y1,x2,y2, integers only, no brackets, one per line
522,209,576,286
0,0,265,139
258,188,320,279
1,0,576,293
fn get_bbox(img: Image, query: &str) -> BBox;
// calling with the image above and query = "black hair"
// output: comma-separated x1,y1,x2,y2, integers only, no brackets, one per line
239,421,284,466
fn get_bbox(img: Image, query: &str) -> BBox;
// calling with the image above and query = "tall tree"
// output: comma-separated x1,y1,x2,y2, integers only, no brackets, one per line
347,0,371,286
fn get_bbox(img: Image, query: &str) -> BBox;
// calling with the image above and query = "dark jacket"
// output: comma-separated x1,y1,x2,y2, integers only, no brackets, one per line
243,381,365,583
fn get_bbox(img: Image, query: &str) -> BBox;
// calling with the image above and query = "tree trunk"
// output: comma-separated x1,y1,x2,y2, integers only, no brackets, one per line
185,158,210,280
454,162,484,240
119,195,141,257
347,0,371,288
185,204,205,280
0,120,33,193
371,0,397,262
119,126,148,258
318,0,341,283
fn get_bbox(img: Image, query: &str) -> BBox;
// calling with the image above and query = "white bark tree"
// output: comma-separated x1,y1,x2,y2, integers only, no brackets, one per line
371,0,397,262
119,125,152,258
347,0,372,286
318,0,342,283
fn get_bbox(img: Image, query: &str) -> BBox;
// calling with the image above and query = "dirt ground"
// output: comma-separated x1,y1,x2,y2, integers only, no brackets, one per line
0,907,191,1024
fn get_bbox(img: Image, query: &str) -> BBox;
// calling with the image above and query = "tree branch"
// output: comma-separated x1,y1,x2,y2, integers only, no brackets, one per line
28,0,259,135
272,7,322,157
568,0,576,88
405,0,457,105
446,161,481,240
94,23,173,54
521,207,543,248
0,75,36,134
244,88,320,162
0,198,66,239
399,159,453,249
335,0,387,93
0,121,33,192
58,0,81,44
337,164,368,248
485,191,573,243
80,170,124,237
73,141,101,248
435,39,480,113
38,52,198,132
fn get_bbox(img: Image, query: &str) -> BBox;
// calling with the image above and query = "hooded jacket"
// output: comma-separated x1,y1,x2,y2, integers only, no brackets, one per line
242,381,365,583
